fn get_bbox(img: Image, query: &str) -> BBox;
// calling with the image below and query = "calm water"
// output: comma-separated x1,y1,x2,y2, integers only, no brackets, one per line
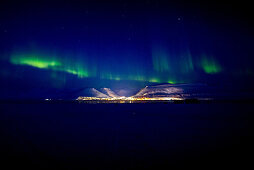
1,102,254,169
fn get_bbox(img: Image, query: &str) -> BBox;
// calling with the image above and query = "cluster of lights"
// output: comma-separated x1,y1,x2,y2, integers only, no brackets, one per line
76,96,183,101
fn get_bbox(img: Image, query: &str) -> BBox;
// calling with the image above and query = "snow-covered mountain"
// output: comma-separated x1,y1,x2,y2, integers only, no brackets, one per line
100,88,121,98
76,83,253,100
132,83,218,99
76,84,208,99
78,88,109,98
134,84,183,97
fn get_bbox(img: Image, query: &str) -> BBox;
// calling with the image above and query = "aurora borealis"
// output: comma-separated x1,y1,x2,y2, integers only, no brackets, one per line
1,2,254,169
8,47,223,84
1,0,254,97
10,52,92,78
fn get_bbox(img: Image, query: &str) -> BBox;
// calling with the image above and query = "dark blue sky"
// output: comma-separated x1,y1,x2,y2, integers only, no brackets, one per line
1,0,254,97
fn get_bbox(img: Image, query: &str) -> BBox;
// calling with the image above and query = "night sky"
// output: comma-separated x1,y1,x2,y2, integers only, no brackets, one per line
1,0,254,98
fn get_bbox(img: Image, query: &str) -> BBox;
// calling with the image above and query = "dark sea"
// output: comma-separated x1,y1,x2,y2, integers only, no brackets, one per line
1,102,254,169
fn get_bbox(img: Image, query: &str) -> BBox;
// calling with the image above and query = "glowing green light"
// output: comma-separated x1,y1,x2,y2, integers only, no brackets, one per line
149,78,160,83
167,80,175,84
9,50,196,83
10,53,91,78
11,55,61,69
152,48,170,72
201,55,222,74
66,68,89,78
66,69,78,75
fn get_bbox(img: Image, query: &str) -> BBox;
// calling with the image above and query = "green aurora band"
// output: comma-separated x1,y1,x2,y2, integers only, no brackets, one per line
9,50,223,84
10,53,91,78
200,55,222,74
152,49,170,72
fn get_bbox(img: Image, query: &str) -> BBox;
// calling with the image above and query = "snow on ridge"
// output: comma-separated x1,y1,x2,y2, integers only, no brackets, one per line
100,88,120,98
134,85,183,97
90,88,109,98
78,88,109,98
77,84,208,99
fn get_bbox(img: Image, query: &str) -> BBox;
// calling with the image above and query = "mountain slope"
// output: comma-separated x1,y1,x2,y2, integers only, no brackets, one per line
100,88,120,98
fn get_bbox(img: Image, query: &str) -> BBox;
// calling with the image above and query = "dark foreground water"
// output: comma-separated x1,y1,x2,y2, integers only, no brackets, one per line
1,102,254,169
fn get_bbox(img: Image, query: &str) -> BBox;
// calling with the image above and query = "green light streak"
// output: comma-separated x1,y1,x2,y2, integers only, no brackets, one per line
114,77,121,81
149,78,160,83
167,80,176,84
9,51,190,84
201,55,222,74
66,67,89,78
152,48,170,72
10,53,91,78
11,55,61,69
